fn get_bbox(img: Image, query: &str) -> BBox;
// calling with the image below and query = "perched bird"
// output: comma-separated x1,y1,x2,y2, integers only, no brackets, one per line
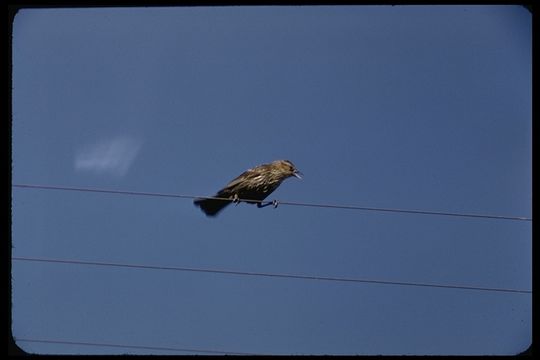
194,160,302,217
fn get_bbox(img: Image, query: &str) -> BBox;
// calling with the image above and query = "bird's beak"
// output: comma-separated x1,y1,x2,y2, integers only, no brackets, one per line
293,170,303,180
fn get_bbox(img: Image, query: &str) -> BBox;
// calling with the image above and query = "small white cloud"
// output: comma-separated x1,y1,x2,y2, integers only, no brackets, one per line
75,136,142,177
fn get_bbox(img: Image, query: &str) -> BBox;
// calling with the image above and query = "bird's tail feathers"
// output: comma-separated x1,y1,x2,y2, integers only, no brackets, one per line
193,194,232,217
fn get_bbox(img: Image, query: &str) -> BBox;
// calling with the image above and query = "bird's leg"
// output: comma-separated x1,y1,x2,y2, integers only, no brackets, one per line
232,194,240,206
257,200,279,208
257,201,270,208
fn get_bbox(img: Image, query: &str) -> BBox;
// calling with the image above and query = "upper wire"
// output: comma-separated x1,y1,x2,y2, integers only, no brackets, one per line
12,183,531,221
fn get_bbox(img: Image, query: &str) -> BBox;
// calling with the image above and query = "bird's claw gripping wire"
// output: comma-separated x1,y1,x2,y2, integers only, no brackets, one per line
272,199,279,208
232,194,240,206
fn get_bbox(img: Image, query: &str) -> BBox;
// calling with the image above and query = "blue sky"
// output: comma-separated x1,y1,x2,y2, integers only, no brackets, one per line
11,5,531,355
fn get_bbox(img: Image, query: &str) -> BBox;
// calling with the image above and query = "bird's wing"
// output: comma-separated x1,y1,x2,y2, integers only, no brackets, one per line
221,168,260,192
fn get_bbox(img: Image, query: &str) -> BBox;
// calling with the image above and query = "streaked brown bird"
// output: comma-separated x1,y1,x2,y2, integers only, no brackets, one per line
194,160,302,217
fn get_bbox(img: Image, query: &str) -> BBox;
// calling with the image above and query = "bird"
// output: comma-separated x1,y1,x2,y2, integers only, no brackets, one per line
194,160,302,217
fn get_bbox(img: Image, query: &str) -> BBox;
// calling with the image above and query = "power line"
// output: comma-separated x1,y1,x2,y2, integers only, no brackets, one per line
15,337,259,355
12,183,532,222
12,256,532,294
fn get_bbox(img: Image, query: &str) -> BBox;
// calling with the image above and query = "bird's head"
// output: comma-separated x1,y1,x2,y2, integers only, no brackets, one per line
274,159,303,180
